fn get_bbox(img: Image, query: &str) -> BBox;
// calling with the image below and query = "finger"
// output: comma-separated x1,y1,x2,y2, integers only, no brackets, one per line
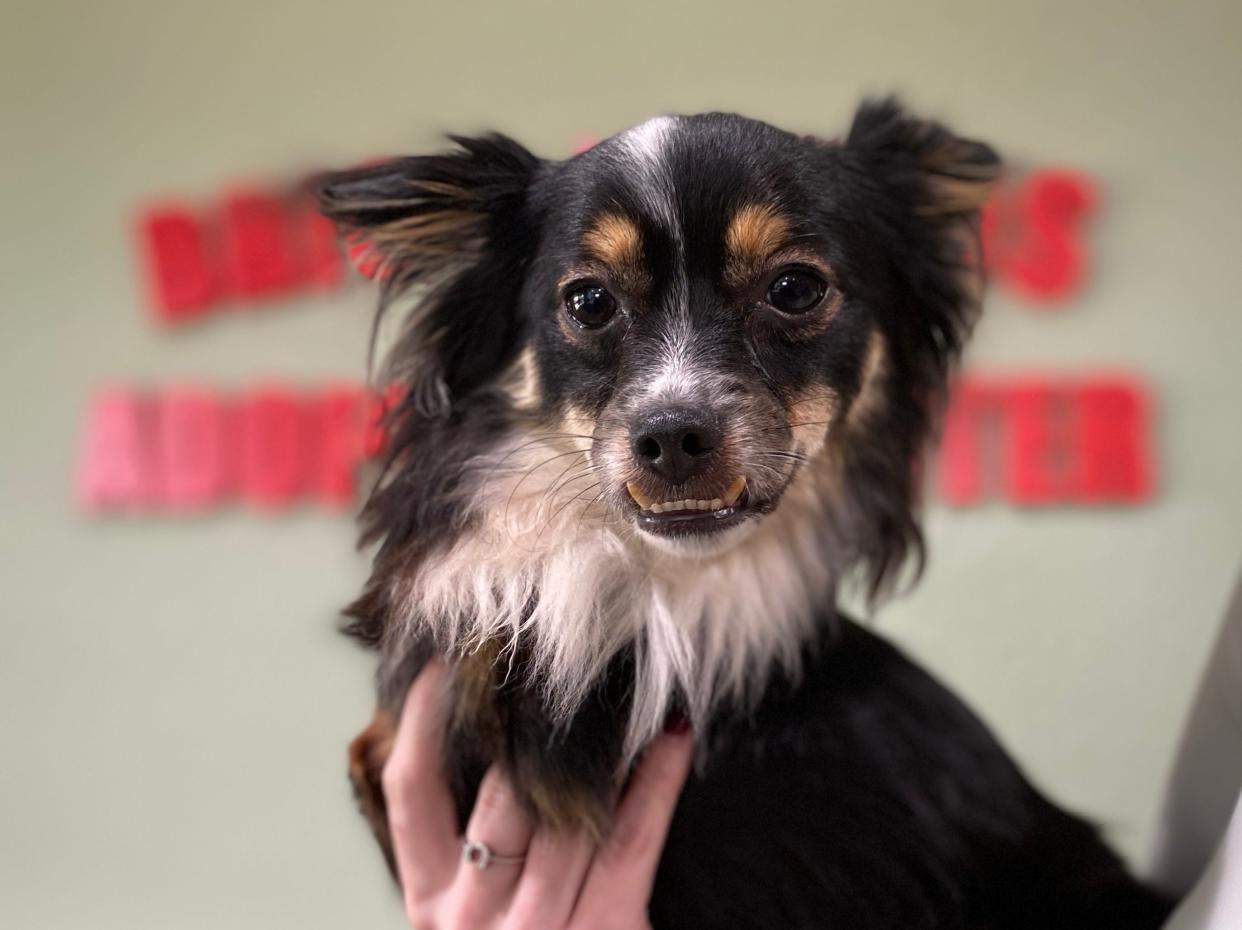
463,766,536,870
383,661,459,899
507,827,597,928
445,766,536,925
572,724,694,924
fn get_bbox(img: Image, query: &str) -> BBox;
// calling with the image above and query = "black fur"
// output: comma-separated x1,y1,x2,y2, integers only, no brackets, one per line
652,619,1172,929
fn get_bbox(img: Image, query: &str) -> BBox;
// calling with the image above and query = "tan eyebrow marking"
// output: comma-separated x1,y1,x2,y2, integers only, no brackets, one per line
581,213,649,292
725,202,792,288
847,329,889,429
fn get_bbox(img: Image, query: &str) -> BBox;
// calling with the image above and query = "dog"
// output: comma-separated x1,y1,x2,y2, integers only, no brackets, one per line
318,98,1173,928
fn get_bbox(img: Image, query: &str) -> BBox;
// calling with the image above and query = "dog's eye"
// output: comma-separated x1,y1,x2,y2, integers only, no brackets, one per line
767,270,827,315
564,284,618,329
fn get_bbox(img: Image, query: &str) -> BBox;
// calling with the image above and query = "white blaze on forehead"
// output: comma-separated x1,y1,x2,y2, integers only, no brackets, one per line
614,116,681,246
610,115,691,327
618,115,677,169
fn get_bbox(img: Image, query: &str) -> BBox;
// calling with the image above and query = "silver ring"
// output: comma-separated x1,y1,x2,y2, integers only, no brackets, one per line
462,838,526,870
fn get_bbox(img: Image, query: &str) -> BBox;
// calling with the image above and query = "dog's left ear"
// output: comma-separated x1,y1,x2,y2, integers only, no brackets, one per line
843,97,1001,374
846,96,1000,220
837,99,1001,599
318,135,543,415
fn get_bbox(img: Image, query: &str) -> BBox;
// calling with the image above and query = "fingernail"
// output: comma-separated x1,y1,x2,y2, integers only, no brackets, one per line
663,711,690,735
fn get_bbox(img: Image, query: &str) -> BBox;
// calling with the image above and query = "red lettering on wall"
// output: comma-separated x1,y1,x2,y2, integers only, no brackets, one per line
938,380,995,506
156,387,232,510
983,170,1098,304
221,191,302,301
139,207,218,322
1006,381,1078,503
315,385,368,508
239,387,306,508
76,389,154,509
937,375,1155,506
298,204,346,289
138,185,347,323
77,384,396,513
1074,379,1153,502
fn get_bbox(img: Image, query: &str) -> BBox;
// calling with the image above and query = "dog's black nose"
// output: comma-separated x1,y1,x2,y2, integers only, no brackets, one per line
631,407,723,485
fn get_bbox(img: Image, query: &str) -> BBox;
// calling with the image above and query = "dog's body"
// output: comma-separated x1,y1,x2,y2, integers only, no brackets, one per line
322,100,1172,928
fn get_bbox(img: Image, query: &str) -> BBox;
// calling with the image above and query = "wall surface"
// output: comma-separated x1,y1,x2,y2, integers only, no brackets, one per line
3,1,1241,927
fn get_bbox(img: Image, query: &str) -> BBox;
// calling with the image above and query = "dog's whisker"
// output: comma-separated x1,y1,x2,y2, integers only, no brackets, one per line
539,470,602,523
758,450,812,464
538,454,593,511
474,431,597,475
481,434,593,471
754,419,834,435
575,487,618,535
499,448,597,550
537,481,604,543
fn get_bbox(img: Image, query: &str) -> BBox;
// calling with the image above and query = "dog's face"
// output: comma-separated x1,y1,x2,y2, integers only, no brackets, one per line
528,114,889,556
322,101,998,744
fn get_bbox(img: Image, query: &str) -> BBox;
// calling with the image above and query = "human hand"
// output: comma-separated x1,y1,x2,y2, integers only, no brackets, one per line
382,662,694,930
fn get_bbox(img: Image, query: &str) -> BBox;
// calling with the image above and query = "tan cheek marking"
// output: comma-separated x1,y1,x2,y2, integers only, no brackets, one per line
787,385,838,458
725,203,791,289
847,329,888,429
558,405,598,454
504,346,542,412
581,213,649,292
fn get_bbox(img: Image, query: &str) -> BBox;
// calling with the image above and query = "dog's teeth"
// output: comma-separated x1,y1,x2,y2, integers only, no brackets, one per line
627,482,655,510
641,494,737,515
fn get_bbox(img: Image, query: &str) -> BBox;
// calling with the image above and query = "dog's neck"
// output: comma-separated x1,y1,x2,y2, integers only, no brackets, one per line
387,435,846,759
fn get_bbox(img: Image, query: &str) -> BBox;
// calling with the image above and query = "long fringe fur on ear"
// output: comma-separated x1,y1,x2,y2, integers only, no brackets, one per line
317,135,541,417
846,97,1001,368
842,98,1002,602
848,97,1001,218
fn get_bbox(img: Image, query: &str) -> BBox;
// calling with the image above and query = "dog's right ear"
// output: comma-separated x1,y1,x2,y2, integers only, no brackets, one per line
318,135,543,416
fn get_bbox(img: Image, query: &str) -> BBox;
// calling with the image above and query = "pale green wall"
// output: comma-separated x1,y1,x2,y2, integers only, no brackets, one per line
3,1,1241,927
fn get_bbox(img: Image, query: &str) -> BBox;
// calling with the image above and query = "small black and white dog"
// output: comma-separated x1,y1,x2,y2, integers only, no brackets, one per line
320,99,1172,929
